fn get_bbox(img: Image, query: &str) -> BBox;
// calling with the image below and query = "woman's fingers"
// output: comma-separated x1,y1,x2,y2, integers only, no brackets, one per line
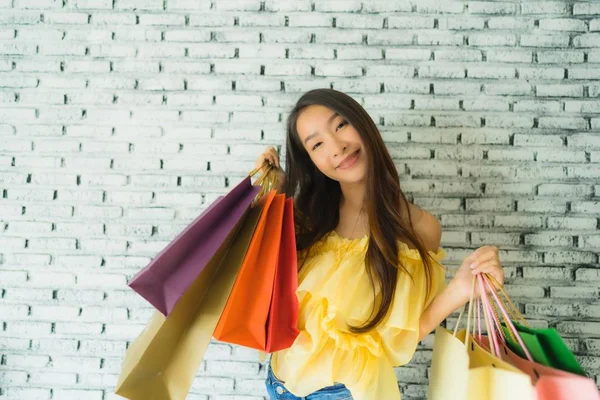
255,146,280,169
472,261,501,275
267,151,279,168
265,147,280,168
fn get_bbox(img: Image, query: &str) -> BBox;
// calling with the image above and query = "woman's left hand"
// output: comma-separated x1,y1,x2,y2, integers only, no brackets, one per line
449,245,505,304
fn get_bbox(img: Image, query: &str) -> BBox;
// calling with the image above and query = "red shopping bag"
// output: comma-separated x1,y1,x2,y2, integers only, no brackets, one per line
265,196,300,352
213,191,282,349
214,193,299,351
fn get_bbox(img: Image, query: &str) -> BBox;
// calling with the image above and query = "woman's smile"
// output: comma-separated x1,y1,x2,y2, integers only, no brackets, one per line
336,149,360,170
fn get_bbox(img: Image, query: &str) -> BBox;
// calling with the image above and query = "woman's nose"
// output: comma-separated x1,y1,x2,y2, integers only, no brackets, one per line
331,138,347,157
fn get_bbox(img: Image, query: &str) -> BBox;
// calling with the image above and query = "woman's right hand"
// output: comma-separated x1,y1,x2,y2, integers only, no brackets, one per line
255,145,281,170
255,146,285,193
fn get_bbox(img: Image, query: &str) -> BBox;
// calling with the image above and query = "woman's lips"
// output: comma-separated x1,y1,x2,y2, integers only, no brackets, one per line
337,149,360,169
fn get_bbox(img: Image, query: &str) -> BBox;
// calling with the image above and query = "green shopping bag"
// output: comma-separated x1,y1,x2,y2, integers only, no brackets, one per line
501,321,586,376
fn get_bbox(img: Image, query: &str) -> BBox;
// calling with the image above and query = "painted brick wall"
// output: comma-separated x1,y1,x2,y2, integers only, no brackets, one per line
1,0,599,399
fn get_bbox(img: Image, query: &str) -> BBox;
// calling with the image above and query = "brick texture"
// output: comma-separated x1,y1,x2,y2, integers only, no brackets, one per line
1,0,599,399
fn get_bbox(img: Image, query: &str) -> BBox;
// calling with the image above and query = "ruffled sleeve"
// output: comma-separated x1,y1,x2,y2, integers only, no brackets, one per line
378,242,447,367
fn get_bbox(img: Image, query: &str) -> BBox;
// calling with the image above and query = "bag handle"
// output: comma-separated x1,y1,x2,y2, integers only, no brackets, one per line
478,275,535,362
484,276,535,362
484,274,529,328
473,275,509,358
452,275,477,351
486,287,518,344
249,161,279,204
453,273,534,362
477,275,502,356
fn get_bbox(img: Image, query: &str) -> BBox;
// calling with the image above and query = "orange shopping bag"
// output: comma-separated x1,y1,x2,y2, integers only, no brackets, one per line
213,192,295,351
213,192,284,350
265,196,300,352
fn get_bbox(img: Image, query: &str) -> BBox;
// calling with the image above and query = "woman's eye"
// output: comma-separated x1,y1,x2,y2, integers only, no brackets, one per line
312,142,322,151
336,120,347,130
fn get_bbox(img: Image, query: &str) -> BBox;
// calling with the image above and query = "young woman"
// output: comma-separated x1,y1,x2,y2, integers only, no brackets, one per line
254,88,505,400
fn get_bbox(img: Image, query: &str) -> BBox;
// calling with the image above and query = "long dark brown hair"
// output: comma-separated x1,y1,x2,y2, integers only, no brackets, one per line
284,88,441,334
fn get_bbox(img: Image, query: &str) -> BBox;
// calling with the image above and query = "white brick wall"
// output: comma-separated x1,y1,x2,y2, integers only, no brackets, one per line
0,0,599,399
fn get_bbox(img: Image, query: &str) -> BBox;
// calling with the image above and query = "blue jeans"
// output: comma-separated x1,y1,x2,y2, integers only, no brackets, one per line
265,363,353,400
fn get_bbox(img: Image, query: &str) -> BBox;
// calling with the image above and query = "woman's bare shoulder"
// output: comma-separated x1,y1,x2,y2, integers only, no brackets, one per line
404,203,442,252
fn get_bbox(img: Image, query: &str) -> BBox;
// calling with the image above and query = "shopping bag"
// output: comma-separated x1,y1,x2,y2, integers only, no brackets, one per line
473,275,600,400
115,196,269,400
265,196,300,353
214,193,297,351
501,321,586,376
427,276,535,400
474,274,586,377
128,176,260,316
428,327,535,400
476,336,600,400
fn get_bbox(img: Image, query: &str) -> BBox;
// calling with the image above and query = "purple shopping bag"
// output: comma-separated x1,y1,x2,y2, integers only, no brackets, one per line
128,176,261,316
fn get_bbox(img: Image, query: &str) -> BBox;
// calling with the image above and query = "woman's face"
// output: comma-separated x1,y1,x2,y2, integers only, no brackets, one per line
295,104,367,184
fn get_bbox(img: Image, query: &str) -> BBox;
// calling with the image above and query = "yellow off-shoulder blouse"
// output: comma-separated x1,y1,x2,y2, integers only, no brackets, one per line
270,230,447,400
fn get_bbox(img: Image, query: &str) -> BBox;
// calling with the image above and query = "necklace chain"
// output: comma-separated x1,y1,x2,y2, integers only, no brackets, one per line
341,202,366,252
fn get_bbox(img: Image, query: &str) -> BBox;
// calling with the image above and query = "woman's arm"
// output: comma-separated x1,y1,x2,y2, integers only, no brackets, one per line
418,282,466,342
417,247,505,342
407,205,506,343
407,205,467,342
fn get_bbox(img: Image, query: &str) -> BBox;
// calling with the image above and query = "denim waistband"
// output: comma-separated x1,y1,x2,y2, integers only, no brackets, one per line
266,363,349,393
267,362,287,384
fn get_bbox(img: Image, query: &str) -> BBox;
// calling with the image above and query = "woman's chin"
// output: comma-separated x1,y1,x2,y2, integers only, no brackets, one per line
335,169,367,185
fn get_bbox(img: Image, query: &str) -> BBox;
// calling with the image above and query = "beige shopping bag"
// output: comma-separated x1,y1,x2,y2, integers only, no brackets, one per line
115,197,269,400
